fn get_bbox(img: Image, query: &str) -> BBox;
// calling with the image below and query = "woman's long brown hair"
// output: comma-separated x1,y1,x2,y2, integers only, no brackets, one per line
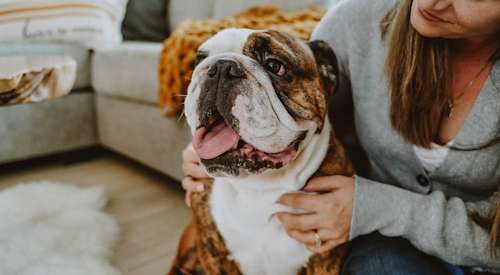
385,0,451,149
382,0,500,256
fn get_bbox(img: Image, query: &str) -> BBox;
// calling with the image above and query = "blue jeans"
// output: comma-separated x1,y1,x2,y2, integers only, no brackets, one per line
341,232,467,275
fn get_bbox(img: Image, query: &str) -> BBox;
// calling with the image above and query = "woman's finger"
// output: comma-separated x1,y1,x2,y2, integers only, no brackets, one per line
183,162,209,179
277,212,322,231
183,143,201,164
285,229,336,246
185,191,192,207
303,175,352,192
286,229,315,246
303,177,337,192
182,176,205,193
278,192,323,211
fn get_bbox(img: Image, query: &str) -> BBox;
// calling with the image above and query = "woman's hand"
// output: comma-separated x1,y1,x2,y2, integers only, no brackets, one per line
181,143,210,207
277,175,355,253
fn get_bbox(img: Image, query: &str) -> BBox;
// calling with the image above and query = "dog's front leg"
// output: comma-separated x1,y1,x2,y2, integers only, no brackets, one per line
189,181,243,275
168,221,206,275
298,243,349,275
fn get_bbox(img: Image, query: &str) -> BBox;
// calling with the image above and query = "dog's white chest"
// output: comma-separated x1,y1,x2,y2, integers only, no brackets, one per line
207,118,331,275
210,179,312,275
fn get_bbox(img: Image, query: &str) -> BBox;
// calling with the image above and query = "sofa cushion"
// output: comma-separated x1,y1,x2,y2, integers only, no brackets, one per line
91,42,162,105
0,43,91,89
96,95,190,180
0,90,97,164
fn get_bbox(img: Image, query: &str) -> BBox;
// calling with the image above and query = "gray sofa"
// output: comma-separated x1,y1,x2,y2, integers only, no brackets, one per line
0,0,333,181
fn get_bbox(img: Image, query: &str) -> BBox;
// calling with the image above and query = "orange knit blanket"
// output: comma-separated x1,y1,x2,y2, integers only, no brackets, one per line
158,5,325,116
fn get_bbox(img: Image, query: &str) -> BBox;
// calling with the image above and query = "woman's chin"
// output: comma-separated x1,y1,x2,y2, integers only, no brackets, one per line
410,15,452,38
410,13,460,39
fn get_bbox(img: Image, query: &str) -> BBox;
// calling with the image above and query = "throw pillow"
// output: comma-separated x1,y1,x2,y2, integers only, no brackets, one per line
0,56,76,105
0,0,128,49
122,0,169,42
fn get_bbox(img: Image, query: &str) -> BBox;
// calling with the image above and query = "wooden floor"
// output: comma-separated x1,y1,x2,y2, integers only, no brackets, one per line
0,150,192,275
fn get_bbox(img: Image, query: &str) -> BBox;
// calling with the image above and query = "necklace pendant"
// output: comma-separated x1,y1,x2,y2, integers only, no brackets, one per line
448,101,454,118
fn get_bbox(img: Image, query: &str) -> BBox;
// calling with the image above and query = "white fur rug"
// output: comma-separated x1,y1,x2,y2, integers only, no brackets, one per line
0,181,122,275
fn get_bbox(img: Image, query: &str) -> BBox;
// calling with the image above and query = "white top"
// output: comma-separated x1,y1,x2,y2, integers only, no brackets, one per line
413,140,454,173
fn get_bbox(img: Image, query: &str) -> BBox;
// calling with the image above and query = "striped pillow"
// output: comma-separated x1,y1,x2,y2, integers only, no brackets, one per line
0,0,128,49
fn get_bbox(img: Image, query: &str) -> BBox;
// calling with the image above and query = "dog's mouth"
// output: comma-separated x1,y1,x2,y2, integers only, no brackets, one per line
192,113,302,168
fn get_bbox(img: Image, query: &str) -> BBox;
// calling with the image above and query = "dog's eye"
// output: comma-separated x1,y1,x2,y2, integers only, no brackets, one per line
265,59,286,76
193,52,208,68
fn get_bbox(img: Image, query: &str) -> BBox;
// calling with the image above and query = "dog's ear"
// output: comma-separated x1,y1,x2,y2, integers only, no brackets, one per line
308,40,339,96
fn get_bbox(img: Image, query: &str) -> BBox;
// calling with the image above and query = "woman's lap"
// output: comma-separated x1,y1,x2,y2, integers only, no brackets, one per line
341,232,459,275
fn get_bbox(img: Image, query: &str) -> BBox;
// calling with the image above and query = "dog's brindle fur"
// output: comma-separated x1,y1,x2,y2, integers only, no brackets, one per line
169,31,354,275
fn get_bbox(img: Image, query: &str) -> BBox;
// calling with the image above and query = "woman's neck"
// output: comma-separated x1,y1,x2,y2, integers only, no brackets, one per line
450,35,499,60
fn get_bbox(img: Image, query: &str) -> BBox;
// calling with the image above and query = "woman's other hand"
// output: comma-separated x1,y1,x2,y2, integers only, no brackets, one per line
277,175,355,253
182,143,210,207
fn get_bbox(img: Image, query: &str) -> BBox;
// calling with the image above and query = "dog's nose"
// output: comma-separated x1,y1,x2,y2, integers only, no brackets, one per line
207,59,244,79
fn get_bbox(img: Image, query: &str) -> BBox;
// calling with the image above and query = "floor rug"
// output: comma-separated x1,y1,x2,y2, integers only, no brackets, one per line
0,181,121,275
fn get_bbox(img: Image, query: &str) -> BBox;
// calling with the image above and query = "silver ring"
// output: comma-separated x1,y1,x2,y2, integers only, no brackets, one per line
314,231,322,248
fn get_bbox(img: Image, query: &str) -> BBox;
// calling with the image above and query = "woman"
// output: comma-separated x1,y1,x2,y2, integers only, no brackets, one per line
182,0,500,274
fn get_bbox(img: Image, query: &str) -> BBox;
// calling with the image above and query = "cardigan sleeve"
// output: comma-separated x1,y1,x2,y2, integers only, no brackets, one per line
350,175,500,270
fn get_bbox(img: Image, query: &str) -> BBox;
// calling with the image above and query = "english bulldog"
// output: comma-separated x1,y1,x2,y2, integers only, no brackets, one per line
169,28,354,275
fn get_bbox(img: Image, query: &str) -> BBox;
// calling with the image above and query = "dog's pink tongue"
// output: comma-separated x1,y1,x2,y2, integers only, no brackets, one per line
193,122,240,159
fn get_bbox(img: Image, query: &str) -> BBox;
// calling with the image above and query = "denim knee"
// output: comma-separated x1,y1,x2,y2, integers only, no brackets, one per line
341,233,453,275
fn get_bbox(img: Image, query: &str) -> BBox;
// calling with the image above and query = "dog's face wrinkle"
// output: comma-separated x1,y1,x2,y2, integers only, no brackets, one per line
255,30,316,78
192,51,209,70
242,31,326,126
246,34,298,82
275,88,314,120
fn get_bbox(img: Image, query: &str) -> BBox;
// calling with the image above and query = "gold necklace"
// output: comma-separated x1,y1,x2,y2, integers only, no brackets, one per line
447,60,491,118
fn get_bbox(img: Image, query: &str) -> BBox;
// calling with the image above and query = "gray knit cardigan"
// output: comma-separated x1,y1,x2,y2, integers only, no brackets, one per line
312,0,500,270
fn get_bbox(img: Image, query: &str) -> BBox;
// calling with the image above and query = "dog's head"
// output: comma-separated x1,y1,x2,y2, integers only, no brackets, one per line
184,28,338,177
